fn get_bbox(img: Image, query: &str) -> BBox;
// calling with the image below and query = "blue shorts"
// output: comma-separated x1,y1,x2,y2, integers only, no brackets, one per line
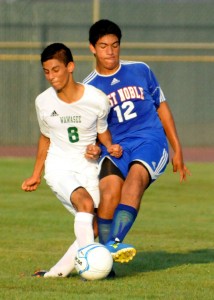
99,135,169,183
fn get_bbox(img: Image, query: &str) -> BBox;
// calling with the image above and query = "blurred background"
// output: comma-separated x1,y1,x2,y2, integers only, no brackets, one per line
0,0,213,160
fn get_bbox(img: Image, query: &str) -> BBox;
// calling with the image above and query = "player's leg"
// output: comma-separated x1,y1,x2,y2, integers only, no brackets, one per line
96,158,135,263
97,158,124,244
107,162,149,242
33,172,96,278
105,163,149,262
43,240,79,278
39,217,99,278
43,189,96,278
46,172,96,248
96,158,126,275
106,139,169,263
71,187,95,248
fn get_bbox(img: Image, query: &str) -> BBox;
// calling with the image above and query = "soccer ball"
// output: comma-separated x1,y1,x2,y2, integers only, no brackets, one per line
75,243,113,280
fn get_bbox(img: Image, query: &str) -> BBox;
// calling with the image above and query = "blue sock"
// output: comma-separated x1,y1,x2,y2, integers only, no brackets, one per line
97,217,113,245
107,204,138,243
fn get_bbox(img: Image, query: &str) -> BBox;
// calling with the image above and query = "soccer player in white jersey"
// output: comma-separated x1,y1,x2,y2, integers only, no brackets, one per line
84,19,191,265
21,43,122,277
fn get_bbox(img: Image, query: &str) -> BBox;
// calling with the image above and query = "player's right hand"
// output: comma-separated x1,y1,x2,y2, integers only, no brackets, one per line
21,176,41,192
85,144,101,160
107,144,123,158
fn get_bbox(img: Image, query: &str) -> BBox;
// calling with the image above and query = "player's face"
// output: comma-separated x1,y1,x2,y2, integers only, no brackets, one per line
90,34,120,75
42,59,74,92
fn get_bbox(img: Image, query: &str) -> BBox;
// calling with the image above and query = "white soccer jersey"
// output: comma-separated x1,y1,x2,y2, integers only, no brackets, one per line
35,83,110,214
35,83,110,158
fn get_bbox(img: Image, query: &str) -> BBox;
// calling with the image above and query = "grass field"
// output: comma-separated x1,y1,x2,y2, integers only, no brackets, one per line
0,158,213,300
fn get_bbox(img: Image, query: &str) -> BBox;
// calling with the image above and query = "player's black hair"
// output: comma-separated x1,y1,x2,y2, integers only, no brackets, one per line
89,19,122,46
41,43,73,66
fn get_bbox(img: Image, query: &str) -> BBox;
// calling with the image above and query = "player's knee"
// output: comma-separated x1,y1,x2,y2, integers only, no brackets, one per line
82,197,94,212
101,188,114,202
75,197,94,213
71,187,94,213
100,181,118,202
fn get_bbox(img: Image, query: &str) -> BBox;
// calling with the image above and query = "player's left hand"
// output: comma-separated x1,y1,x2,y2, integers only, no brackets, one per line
172,153,191,182
107,144,123,158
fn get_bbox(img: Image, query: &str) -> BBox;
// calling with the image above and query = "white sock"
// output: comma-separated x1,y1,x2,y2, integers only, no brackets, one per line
43,212,94,278
74,212,94,248
44,240,78,278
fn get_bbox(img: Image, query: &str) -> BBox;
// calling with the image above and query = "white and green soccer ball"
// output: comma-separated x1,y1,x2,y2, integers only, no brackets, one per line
75,243,113,280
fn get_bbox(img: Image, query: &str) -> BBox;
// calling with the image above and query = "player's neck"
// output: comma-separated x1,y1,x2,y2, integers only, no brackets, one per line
57,82,84,104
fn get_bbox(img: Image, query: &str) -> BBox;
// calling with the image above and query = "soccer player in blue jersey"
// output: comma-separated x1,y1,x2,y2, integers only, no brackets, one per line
84,19,191,264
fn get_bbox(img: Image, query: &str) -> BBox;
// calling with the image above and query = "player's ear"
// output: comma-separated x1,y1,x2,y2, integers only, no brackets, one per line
67,61,75,73
89,43,96,55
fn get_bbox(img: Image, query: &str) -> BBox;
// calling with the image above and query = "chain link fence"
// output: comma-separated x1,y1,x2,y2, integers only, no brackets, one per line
0,0,214,157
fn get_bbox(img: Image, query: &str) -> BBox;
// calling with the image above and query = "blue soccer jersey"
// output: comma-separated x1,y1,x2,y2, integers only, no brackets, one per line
83,60,169,180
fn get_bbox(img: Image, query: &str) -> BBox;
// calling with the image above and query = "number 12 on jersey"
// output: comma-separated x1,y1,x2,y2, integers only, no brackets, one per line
113,101,137,123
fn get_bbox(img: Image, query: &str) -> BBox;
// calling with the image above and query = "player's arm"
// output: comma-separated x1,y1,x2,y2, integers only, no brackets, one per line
157,101,191,182
97,129,123,158
21,134,50,191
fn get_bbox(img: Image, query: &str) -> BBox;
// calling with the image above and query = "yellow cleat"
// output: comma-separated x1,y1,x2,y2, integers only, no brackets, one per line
105,241,136,263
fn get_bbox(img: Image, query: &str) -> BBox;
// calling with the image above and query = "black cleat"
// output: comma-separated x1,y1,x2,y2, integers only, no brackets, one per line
106,269,116,279
32,270,47,277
